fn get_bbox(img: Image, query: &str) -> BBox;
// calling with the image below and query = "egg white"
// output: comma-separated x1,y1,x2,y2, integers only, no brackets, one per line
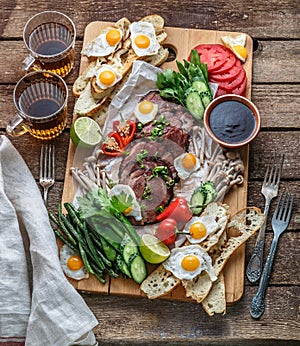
60,245,89,280
95,64,122,89
108,184,142,221
81,27,123,57
129,21,160,57
184,215,219,244
163,245,217,281
134,100,158,124
174,152,200,180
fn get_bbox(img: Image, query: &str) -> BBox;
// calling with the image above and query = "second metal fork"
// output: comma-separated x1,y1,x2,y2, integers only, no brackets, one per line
250,192,294,319
39,143,55,204
246,153,284,283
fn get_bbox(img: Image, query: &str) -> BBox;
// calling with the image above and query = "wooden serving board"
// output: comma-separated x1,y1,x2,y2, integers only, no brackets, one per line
62,22,253,303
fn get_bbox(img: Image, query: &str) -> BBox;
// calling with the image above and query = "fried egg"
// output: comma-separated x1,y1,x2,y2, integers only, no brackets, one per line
163,245,217,281
129,22,160,57
108,184,142,221
184,215,219,244
134,100,158,124
95,64,122,89
174,152,200,180
60,245,89,280
221,33,248,62
81,27,123,57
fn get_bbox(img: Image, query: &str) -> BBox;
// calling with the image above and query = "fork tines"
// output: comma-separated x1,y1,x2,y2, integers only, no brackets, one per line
40,143,55,180
264,153,284,186
272,192,294,224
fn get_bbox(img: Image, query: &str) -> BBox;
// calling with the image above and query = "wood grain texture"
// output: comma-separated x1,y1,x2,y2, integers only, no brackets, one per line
0,0,299,344
1,1,299,39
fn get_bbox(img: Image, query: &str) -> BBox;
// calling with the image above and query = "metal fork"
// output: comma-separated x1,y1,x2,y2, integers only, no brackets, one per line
39,143,55,204
250,192,294,319
246,153,284,283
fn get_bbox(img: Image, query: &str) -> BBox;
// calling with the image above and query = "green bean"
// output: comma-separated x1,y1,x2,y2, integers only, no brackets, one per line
49,212,77,246
78,242,94,274
53,228,78,252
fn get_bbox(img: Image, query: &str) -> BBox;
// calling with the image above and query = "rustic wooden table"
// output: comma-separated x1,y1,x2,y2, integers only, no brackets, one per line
1,1,299,345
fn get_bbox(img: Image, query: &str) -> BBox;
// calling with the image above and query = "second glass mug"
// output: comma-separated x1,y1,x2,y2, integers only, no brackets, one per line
22,11,76,78
7,71,68,140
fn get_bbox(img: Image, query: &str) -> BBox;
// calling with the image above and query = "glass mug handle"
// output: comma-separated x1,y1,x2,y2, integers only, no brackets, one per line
6,114,30,137
22,55,35,72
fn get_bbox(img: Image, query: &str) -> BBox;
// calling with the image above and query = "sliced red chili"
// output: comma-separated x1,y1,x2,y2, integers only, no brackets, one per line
113,119,136,147
101,131,124,157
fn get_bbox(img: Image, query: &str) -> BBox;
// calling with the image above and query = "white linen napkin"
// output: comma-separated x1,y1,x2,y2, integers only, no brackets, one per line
0,135,98,346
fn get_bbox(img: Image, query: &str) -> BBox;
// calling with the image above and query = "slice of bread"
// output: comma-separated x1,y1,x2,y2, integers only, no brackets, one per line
201,273,226,316
73,81,108,119
140,14,165,29
140,264,181,299
182,272,213,303
214,207,265,276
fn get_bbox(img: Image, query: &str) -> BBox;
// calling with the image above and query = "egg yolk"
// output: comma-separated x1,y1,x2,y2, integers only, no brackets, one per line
123,206,133,215
181,153,197,170
99,70,116,86
134,34,150,49
138,100,154,114
106,29,121,46
67,255,84,271
189,221,207,239
181,255,201,271
233,45,248,59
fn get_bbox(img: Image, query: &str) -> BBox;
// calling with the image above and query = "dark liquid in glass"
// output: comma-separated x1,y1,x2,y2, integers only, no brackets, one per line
27,99,60,118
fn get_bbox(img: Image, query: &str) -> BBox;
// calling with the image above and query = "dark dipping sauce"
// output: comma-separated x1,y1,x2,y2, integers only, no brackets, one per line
209,100,256,144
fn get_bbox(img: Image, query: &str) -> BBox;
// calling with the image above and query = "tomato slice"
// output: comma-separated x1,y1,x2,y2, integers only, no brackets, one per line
192,44,231,72
215,68,246,92
210,60,242,82
230,74,247,96
210,53,236,74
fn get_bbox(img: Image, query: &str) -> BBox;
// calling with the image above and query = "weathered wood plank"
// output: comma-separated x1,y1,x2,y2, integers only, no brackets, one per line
79,286,300,345
1,1,298,39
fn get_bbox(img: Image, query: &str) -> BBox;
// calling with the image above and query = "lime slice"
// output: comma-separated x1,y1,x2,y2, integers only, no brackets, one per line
139,234,170,264
70,117,102,147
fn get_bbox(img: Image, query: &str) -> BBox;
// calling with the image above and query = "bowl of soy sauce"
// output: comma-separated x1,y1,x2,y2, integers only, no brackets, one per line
203,94,261,148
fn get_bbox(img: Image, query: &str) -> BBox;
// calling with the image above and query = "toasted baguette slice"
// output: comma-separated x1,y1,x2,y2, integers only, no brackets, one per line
201,273,226,316
214,207,265,276
182,272,213,303
73,59,98,97
73,81,108,118
140,265,181,299
140,14,165,29
144,46,169,67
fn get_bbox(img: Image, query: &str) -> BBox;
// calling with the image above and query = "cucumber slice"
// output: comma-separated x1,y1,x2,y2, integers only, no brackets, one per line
200,91,213,108
190,187,207,215
116,254,132,278
192,80,208,93
185,90,205,120
121,234,139,265
128,253,147,284
201,181,217,205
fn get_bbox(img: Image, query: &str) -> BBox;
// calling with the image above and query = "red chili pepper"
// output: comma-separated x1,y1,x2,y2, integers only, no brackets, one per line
101,131,124,157
113,119,136,147
156,197,192,230
155,218,178,245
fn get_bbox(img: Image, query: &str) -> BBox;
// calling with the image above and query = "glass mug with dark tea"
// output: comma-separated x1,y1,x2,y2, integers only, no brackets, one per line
22,11,76,78
7,71,68,140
